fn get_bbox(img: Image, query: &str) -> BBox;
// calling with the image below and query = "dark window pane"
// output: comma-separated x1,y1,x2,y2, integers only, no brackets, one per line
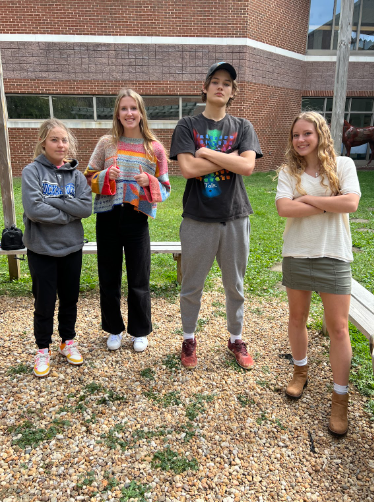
302,97,325,111
325,97,349,112
52,96,94,120
308,0,335,50
358,0,374,50
350,98,373,112
6,95,50,119
181,97,205,117
143,97,179,120
96,96,116,120
350,0,361,50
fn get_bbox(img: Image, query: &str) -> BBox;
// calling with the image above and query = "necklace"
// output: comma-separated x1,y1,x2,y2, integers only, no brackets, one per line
315,171,319,178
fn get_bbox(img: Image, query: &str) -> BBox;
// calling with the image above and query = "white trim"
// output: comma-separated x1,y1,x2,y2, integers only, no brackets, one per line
7,119,178,129
1,34,374,63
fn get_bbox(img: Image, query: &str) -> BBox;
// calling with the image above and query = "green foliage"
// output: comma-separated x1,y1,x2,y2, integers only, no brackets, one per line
237,394,255,407
140,368,156,380
76,470,96,490
349,323,374,396
151,447,199,474
185,393,215,421
143,389,181,408
6,363,32,377
9,418,70,449
99,423,128,451
365,399,374,419
120,481,151,502
162,353,181,371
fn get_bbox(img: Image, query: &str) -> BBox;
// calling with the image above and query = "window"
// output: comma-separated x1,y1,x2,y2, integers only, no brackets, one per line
302,97,374,160
6,95,50,120
6,95,201,122
308,0,373,52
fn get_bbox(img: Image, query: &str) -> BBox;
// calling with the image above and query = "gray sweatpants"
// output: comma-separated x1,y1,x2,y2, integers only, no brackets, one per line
179,216,250,335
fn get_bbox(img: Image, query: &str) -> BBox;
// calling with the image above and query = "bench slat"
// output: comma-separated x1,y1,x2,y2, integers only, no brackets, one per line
349,296,373,341
351,279,374,315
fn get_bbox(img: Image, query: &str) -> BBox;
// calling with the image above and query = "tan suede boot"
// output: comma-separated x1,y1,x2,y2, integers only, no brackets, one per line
285,364,308,399
328,391,349,437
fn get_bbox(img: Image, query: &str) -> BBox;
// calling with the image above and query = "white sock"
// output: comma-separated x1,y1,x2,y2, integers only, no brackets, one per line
230,333,242,343
334,383,348,395
293,356,308,366
183,332,194,341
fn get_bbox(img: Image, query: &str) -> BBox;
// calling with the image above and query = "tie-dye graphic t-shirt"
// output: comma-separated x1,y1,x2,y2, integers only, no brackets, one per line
170,113,262,222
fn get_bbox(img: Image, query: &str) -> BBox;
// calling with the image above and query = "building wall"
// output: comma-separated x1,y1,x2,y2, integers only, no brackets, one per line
0,0,309,52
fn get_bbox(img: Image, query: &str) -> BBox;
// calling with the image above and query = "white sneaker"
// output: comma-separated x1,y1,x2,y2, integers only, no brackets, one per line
132,336,148,352
107,333,122,350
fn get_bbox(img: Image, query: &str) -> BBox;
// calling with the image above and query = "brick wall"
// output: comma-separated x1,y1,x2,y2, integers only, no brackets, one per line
0,0,310,52
8,80,302,177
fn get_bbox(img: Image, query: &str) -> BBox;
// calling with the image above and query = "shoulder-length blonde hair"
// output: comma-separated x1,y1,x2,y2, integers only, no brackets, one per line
110,88,161,160
34,118,77,160
278,111,340,195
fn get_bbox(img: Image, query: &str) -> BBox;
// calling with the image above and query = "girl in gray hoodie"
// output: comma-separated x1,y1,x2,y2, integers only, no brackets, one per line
22,119,92,377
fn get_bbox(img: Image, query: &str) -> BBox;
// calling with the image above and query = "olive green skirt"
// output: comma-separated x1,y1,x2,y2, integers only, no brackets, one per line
282,257,352,295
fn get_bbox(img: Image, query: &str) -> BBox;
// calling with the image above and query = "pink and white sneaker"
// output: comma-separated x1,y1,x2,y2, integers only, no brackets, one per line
34,349,51,377
58,340,83,365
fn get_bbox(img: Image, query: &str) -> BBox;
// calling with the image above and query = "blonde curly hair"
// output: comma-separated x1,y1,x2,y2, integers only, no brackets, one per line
278,111,340,195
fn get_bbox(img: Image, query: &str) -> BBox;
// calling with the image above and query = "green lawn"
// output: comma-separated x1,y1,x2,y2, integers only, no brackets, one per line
1,171,374,398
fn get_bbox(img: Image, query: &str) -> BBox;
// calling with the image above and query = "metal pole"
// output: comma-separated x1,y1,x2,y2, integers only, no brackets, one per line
330,0,354,153
0,51,20,280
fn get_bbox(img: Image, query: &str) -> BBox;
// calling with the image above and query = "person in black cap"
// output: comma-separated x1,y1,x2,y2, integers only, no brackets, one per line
170,61,263,370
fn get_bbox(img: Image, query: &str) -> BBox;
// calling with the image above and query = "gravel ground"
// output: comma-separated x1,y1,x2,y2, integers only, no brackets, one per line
0,290,373,502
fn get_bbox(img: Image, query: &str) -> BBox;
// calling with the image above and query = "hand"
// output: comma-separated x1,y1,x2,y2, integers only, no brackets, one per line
134,166,149,187
195,147,209,159
108,163,120,180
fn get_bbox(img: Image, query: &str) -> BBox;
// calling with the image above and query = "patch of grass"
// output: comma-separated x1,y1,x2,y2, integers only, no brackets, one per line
256,380,270,388
9,418,70,449
7,363,32,380
97,390,126,405
237,395,255,407
6,363,32,377
151,447,199,474
365,399,374,420
195,317,209,332
76,470,96,490
140,368,156,380
185,393,215,421
143,389,181,408
162,354,181,371
225,357,246,373
349,323,374,397
102,471,119,492
84,381,104,394
98,423,128,451
177,421,196,442
120,481,151,502
131,427,170,441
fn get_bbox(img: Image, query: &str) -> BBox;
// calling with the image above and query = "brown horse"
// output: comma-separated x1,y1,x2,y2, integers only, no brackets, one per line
343,120,374,166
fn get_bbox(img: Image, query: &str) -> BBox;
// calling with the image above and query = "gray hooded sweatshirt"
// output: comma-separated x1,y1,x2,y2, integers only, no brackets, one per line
22,154,92,257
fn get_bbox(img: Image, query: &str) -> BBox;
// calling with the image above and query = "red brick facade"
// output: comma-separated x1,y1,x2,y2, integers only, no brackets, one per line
1,0,373,176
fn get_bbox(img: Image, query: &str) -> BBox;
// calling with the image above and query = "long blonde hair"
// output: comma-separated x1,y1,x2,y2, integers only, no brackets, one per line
278,111,340,195
34,118,77,160
110,88,161,160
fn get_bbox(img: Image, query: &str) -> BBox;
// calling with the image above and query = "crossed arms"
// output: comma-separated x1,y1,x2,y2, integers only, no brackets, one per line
177,148,256,179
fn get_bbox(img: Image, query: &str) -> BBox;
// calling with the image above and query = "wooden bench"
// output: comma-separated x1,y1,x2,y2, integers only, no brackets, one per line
323,278,374,375
0,241,183,284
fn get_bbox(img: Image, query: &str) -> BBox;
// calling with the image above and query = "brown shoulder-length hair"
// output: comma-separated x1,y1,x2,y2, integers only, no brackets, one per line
110,88,163,160
33,118,77,160
277,111,340,195
201,74,238,108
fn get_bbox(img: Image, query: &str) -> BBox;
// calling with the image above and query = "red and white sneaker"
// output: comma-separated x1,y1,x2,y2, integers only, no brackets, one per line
58,340,83,365
34,349,51,377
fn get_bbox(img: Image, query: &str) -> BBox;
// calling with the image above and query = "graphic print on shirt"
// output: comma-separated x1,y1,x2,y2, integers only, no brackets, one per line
42,180,75,198
193,128,237,198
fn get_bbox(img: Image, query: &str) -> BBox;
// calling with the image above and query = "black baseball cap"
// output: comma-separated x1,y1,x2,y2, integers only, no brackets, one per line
206,62,237,80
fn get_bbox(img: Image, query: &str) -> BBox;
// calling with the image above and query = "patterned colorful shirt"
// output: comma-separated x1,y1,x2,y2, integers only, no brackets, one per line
84,135,170,218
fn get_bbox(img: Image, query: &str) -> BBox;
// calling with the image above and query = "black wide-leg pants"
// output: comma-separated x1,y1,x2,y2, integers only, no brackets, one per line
27,248,82,349
96,204,152,337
